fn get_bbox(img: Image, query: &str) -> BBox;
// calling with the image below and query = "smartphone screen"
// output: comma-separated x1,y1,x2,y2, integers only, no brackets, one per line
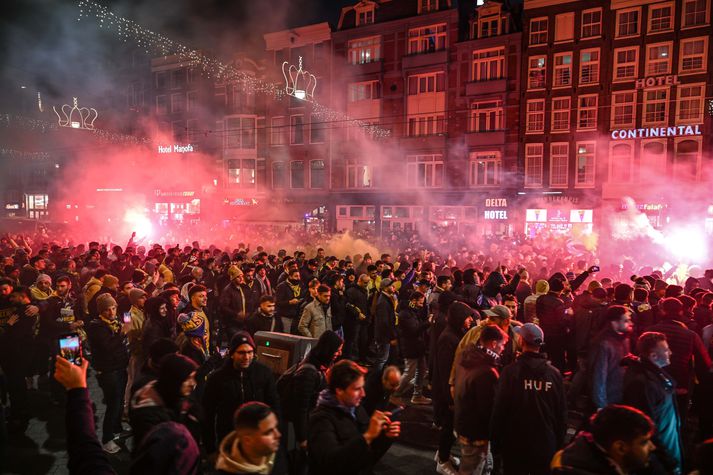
59,333,82,365
123,312,132,324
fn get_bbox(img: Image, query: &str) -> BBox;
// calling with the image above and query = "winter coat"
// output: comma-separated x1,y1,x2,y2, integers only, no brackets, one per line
215,431,276,474
453,345,499,441
274,280,305,320
329,289,347,330
246,310,284,336
572,294,607,356
373,293,397,344
298,300,332,339
220,283,249,327
307,390,392,475
648,319,711,392
551,432,623,475
622,356,681,473
65,388,116,475
396,305,428,359
589,327,630,409
431,324,465,417
536,292,567,338
202,359,279,453
289,355,326,443
86,319,129,373
345,284,369,322
491,352,567,462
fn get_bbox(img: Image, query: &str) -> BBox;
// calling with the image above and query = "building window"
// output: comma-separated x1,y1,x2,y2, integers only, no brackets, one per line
555,13,574,42
611,91,636,128
616,8,640,37
575,142,596,187
225,117,256,149
528,56,546,89
290,161,304,188
525,143,544,187
613,47,639,81
170,69,186,89
408,115,445,136
310,114,326,143
674,138,701,181
469,100,503,132
469,152,501,186
471,48,505,82
550,143,569,187
186,91,197,111
551,97,571,132
553,53,572,87
677,83,704,124
290,115,304,144
529,18,548,46
227,159,256,188
310,160,326,188
682,0,709,28
526,99,545,133
609,142,634,183
577,95,598,130
348,80,380,101
641,140,667,174
271,117,287,145
407,154,443,188
356,5,375,26
579,49,600,85
478,14,501,38
407,24,447,54
679,37,708,74
581,8,602,38
154,71,167,90
419,0,438,14
273,162,288,189
645,42,672,76
186,119,199,141
348,36,381,64
643,88,669,126
648,2,674,33
408,72,446,95
346,160,372,188
172,120,185,141
156,95,167,115
170,93,185,113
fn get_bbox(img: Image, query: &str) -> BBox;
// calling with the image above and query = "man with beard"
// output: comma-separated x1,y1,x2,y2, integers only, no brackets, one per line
590,306,633,410
220,266,249,340
246,295,283,336
242,264,263,316
275,268,306,335
551,405,655,474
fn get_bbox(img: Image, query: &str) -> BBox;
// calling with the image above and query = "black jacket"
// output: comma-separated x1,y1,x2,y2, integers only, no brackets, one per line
491,352,567,461
329,289,347,330
307,399,392,475
572,294,607,356
536,292,567,337
396,305,428,359
66,388,116,475
38,293,85,341
345,284,369,322
453,345,499,441
86,319,129,373
202,359,279,453
373,293,397,344
289,356,326,443
431,324,465,416
551,432,623,475
245,310,284,336
275,280,305,320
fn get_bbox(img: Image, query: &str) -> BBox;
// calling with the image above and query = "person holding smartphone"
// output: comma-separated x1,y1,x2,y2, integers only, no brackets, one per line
86,293,130,454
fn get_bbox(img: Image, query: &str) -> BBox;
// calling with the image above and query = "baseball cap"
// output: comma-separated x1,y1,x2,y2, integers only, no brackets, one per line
380,278,394,290
483,305,511,320
513,323,544,346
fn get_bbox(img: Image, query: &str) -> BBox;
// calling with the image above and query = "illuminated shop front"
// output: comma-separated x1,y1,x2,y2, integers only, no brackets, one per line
336,205,376,233
151,190,201,224
524,208,593,236
25,193,49,220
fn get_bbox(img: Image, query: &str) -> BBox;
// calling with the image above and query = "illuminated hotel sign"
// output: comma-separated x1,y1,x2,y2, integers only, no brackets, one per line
484,198,508,220
635,75,679,89
158,144,194,154
611,125,702,140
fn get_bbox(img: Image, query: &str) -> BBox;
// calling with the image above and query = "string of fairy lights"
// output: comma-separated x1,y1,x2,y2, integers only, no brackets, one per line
75,0,391,139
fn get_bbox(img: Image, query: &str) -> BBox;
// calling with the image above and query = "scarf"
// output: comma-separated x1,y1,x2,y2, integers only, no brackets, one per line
316,389,356,419
288,280,302,298
100,316,122,334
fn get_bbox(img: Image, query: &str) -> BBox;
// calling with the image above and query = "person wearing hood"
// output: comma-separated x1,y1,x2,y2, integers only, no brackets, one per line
453,324,508,475
307,359,400,475
551,405,656,475
246,295,284,336
203,331,280,455
87,274,119,319
535,277,568,371
215,402,281,475
129,353,199,451
141,296,177,357
491,323,567,475
622,332,682,474
477,270,520,310
523,279,548,324
432,301,475,475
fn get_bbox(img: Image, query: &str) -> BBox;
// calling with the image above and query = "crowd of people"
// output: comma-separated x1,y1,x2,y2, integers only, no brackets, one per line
1,228,713,475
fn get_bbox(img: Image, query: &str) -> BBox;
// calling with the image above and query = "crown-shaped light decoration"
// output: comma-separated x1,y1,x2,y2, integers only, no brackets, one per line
282,56,317,101
53,97,98,130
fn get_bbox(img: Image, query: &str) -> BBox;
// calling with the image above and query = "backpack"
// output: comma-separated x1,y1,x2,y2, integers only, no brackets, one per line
276,361,317,421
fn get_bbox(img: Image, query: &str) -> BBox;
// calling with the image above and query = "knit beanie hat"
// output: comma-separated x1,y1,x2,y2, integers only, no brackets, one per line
129,288,148,306
130,422,200,475
535,279,550,294
96,293,117,314
228,265,243,281
102,274,119,288
229,331,256,354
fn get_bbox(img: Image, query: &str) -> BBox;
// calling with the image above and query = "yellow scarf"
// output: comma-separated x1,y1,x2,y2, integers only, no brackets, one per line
100,316,121,334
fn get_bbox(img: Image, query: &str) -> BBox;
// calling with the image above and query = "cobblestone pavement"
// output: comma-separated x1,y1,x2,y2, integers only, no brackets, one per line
1,370,436,475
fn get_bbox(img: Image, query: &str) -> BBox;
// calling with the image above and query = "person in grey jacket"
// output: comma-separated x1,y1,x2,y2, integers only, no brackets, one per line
590,305,633,409
298,284,332,339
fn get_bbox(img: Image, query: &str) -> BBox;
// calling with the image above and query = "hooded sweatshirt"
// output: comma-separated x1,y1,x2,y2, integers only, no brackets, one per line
453,344,500,440
215,431,275,475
